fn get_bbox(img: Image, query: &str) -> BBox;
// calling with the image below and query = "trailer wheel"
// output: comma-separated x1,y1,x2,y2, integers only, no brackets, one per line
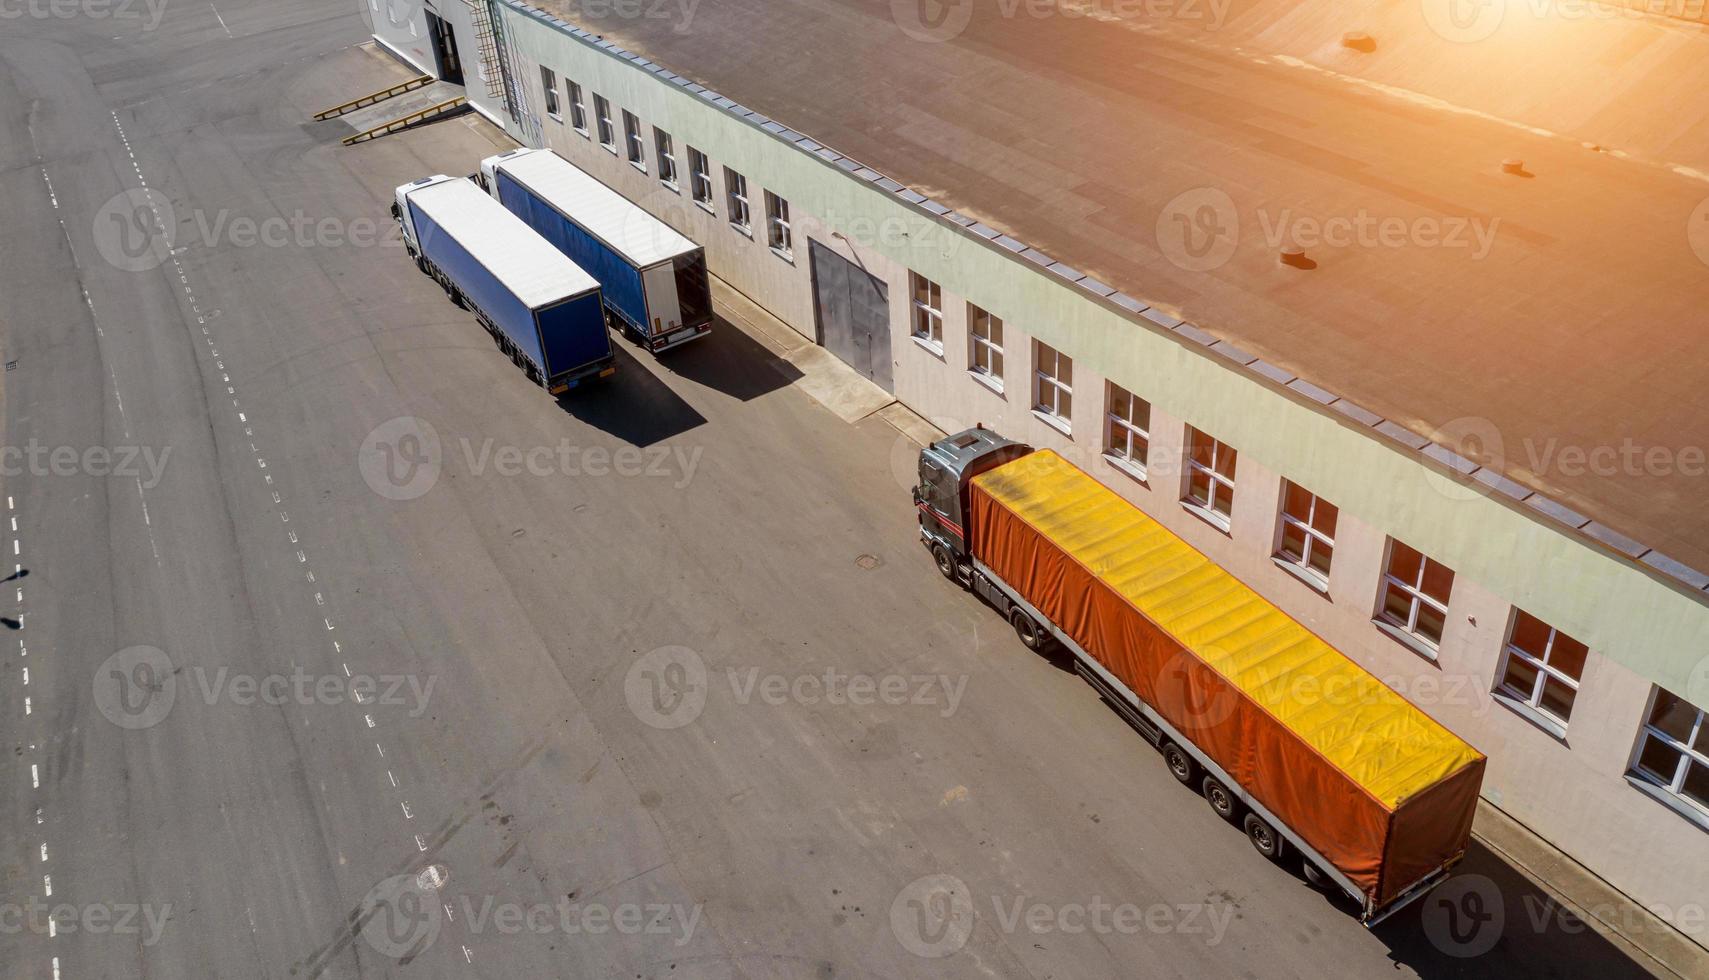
1161,742,1196,785
1011,609,1048,651
1202,775,1237,820
1243,813,1283,860
450,289,467,310
931,544,958,581
1301,859,1329,889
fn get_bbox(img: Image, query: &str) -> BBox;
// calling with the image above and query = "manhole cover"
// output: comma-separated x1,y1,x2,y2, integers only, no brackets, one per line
855,554,882,570
417,864,450,891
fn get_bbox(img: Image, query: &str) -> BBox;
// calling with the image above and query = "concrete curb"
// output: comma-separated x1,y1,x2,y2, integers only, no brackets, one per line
1473,800,1709,978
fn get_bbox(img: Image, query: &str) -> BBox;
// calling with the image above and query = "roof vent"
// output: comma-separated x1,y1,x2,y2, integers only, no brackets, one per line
1502,159,1529,176
1280,248,1316,270
1342,32,1376,53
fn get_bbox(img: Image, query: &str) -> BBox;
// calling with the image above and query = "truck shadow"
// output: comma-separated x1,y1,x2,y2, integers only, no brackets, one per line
556,344,706,447
1370,839,1658,979
656,314,803,403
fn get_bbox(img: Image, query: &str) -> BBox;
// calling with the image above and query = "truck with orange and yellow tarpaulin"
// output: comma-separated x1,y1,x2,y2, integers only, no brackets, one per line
914,426,1485,925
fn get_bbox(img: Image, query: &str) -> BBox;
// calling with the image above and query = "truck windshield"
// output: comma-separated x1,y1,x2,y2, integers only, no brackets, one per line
674,253,712,324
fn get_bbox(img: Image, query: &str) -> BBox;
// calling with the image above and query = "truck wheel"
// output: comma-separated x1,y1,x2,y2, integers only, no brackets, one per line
1243,813,1282,860
1011,609,1047,651
931,544,958,581
450,289,467,310
1202,775,1236,820
1162,742,1196,785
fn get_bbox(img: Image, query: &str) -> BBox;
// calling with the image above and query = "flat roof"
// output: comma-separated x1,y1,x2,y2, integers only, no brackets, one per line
489,148,701,267
407,176,601,307
529,0,1709,575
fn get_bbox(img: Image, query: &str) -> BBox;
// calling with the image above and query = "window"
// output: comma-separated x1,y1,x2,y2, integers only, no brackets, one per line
1033,341,1072,432
1104,384,1150,473
655,129,678,189
725,167,751,232
688,147,713,210
540,66,560,120
567,81,587,133
969,305,1004,391
764,191,792,257
1376,540,1455,654
1275,481,1337,587
1630,689,1709,820
1183,427,1236,526
1494,610,1588,731
910,273,943,349
623,110,645,168
594,94,615,151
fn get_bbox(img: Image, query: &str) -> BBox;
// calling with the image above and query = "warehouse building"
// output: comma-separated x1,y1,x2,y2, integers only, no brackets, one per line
374,0,1709,948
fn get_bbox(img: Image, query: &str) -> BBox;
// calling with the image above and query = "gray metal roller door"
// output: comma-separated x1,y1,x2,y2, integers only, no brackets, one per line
809,239,893,392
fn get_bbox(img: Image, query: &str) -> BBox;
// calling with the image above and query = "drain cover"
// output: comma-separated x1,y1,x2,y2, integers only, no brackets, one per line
855,554,882,570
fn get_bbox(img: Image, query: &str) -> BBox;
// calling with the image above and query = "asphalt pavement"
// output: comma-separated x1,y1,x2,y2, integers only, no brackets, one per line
0,2,1673,977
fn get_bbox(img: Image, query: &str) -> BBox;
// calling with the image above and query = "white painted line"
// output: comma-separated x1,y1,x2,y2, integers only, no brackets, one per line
31,764,39,788
415,835,426,852
210,2,233,37
364,714,374,728
401,802,412,819
43,875,51,896
375,743,384,757
387,771,397,787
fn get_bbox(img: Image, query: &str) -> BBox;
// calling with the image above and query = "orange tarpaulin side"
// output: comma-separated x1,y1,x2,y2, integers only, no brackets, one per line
970,451,1484,909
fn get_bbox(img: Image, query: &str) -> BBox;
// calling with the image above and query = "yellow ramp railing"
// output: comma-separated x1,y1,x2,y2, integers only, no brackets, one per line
341,97,468,146
314,75,434,121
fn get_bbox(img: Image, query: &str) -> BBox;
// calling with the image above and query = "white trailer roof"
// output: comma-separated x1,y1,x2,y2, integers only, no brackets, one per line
494,149,701,267
406,177,600,308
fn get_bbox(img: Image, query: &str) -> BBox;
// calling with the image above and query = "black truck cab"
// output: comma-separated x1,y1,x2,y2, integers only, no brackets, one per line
914,426,1032,582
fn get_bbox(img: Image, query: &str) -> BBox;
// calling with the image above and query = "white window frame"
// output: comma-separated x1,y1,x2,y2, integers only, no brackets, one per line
594,94,615,151
725,167,751,233
1627,688,1709,826
655,129,678,189
764,190,792,258
969,305,1004,393
1492,610,1587,734
909,273,944,352
1374,539,1453,657
622,110,645,169
1182,426,1235,528
1103,382,1150,477
1032,340,1072,434
567,81,587,134
688,147,714,212
540,66,561,120
1273,480,1336,589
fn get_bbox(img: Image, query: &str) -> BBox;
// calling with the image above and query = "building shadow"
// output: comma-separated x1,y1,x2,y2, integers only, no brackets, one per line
654,314,804,403
556,344,706,447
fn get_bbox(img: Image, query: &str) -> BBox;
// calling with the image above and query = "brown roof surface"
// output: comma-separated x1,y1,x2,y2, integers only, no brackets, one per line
534,0,1709,575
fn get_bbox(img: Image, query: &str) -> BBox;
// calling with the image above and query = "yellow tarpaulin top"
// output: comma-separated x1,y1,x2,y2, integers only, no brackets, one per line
976,450,1483,810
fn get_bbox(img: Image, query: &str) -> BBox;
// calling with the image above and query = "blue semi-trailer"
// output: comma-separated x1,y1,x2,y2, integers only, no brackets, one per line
392,175,616,393
479,148,714,354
